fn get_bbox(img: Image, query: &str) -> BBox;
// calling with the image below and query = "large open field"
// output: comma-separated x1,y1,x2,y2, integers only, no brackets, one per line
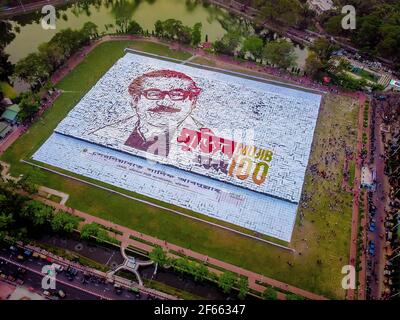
1,40,358,298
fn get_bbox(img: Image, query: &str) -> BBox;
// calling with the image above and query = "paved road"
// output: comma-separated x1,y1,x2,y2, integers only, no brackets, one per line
0,246,153,300
0,0,78,18
368,111,390,299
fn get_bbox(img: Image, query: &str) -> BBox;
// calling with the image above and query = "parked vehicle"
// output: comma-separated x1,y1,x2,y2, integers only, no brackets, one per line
17,267,26,274
58,290,66,298
9,246,18,254
369,221,376,232
67,267,78,276
368,241,376,255
23,249,33,257
7,275,16,282
130,287,139,294
43,290,51,297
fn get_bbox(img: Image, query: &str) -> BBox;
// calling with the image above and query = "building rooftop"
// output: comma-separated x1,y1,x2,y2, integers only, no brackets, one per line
0,121,12,138
1,104,20,122
308,0,334,12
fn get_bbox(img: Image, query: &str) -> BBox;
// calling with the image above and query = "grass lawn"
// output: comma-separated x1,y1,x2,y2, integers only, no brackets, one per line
1,40,358,298
190,56,217,67
128,41,192,61
190,56,300,87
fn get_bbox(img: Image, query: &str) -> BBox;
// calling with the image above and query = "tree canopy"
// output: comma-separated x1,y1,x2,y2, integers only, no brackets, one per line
17,92,40,123
51,211,81,233
213,31,241,55
149,246,169,267
20,200,54,226
263,39,297,69
237,276,249,300
13,23,99,90
242,36,264,60
260,0,303,27
218,271,236,294
154,19,199,45
262,286,278,300
323,1,400,62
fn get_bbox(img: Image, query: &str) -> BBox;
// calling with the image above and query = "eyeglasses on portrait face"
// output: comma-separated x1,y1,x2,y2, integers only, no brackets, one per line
141,88,201,101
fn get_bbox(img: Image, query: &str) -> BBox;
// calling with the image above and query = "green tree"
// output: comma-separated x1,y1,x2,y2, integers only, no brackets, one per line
96,228,114,243
17,92,40,123
0,50,13,82
80,222,101,240
262,286,278,300
13,52,50,89
149,246,168,267
304,51,323,77
191,22,202,46
126,20,143,35
241,36,264,60
161,19,181,40
218,271,236,294
377,24,400,59
193,263,209,282
51,211,80,233
213,31,241,55
0,20,15,49
20,200,53,226
177,25,192,45
49,28,85,58
173,257,191,274
263,39,297,69
17,179,38,195
154,20,163,36
81,21,98,41
38,42,64,72
237,277,249,300
324,15,347,36
0,213,13,230
261,0,302,27
311,37,337,63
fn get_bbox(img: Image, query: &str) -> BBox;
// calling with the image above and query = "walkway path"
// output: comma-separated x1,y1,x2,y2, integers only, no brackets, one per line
0,126,25,155
0,160,19,182
38,186,69,205
180,54,198,65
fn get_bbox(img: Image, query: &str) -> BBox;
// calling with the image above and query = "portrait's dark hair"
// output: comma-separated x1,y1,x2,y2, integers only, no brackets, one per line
128,69,201,100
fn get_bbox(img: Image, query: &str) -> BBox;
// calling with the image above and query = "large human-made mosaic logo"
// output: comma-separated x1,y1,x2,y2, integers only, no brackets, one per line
33,52,322,241
100,69,274,187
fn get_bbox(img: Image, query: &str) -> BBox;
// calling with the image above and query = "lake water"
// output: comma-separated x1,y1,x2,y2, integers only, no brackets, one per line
4,0,308,66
